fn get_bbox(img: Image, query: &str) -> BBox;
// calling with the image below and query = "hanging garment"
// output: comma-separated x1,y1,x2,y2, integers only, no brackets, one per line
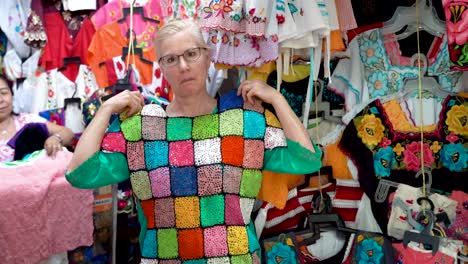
39,13,95,72
0,113,46,163
339,96,468,233
393,242,456,264
443,0,468,71
0,0,31,59
160,0,201,20
91,0,163,50
334,0,358,31
329,28,466,112
447,190,468,244
0,150,94,263
387,184,457,240
87,22,156,88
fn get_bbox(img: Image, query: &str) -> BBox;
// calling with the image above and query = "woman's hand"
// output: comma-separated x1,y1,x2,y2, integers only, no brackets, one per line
44,135,63,158
101,90,145,117
237,80,281,105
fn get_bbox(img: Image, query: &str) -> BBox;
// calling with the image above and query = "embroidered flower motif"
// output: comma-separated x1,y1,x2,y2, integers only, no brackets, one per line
267,243,297,264
356,239,384,264
211,35,218,44
233,37,240,47
357,114,385,148
232,14,241,21
440,143,468,172
276,14,285,24
393,143,405,156
370,106,379,115
374,146,396,177
447,132,460,143
109,10,116,19
222,33,229,44
430,141,442,153
212,0,233,18
403,142,435,172
368,71,389,97
252,16,261,23
202,1,214,18
380,137,391,148
360,40,383,65
446,104,468,136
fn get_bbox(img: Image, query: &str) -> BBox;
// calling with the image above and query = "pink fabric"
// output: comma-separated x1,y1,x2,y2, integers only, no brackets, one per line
0,150,94,263
393,243,455,263
335,0,358,31
448,191,468,244
0,113,47,163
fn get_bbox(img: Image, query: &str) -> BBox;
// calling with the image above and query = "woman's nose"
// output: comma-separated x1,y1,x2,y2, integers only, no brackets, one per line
178,56,190,71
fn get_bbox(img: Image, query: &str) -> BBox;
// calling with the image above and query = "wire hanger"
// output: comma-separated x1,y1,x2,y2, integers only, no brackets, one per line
382,0,445,39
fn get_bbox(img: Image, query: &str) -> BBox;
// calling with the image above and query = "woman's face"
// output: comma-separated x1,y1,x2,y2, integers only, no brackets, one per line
157,30,210,97
0,79,13,121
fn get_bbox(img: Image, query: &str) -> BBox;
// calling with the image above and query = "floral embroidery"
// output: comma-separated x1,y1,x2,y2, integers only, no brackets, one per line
374,146,396,177
403,142,435,172
447,132,460,143
440,143,468,172
368,71,389,97
356,239,384,264
380,137,391,148
430,141,442,153
356,114,386,148
360,40,383,65
394,143,405,156
266,242,297,264
446,104,468,136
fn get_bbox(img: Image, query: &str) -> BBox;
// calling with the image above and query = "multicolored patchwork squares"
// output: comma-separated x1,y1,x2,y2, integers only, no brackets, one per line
104,90,287,262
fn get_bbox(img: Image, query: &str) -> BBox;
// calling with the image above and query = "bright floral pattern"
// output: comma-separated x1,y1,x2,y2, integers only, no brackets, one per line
446,104,468,136
266,242,297,264
356,114,386,148
402,142,435,172
356,238,384,264
440,143,468,172
373,146,396,177
360,40,383,65
368,71,389,97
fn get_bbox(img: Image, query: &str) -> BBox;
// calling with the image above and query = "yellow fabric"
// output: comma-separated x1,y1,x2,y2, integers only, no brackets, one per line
459,92,468,98
247,62,276,82
323,134,354,180
258,171,305,209
382,100,437,132
330,30,346,52
214,64,232,70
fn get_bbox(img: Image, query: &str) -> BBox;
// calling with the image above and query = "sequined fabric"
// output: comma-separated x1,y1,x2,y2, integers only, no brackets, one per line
101,90,287,262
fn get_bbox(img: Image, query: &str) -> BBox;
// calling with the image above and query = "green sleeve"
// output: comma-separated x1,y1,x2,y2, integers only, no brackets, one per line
65,151,130,189
263,139,322,174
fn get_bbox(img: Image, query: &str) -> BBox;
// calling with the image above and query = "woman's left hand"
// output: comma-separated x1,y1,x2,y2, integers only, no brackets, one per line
237,80,281,105
44,135,63,158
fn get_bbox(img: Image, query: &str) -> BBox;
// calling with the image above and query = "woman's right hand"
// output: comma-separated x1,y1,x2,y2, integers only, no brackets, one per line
101,90,145,117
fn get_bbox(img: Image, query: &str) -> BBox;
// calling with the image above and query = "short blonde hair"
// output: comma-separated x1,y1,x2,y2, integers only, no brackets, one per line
154,19,208,59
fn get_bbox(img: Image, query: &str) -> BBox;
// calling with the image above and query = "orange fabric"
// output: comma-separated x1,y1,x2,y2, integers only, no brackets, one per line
178,228,204,260
221,136,244,167
87,22,156,88
382,100,436,132
324,137,354,180
459,92,468,98
257,171,304,209
330,30,346,52
140,199,155,228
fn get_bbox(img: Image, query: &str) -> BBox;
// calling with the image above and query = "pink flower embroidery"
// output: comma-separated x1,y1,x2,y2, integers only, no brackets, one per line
446,132,460,143
403,142,435,172
444,1,468,45
380,137,391,148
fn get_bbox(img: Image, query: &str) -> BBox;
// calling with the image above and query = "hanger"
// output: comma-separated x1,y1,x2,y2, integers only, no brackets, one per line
59,56,82,71
122,30,153,65
102,66,135,101
382,0,445,39
117,1,160,24
307,212,357,236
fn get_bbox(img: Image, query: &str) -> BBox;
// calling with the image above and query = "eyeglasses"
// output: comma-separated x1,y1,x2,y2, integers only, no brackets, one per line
158,47,207,67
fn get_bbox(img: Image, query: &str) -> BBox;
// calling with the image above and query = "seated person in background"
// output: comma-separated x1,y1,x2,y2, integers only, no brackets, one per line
0,74,75,162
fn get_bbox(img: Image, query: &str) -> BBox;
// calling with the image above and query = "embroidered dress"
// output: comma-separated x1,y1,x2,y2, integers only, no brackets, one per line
339,96,468,232
443,0,468,71
66,90,322,263
330,28,466,112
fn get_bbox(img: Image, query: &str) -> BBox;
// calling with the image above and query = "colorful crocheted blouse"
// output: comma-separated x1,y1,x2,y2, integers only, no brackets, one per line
339,96,468,232
66,90,322,263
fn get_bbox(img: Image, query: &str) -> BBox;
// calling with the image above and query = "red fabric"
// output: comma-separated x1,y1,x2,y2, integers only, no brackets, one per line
105,59,118,87
346,23,383,43
39,13,96,73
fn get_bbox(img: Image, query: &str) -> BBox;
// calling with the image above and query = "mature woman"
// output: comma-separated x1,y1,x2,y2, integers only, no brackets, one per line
0,75,74,162
67,19,322,263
